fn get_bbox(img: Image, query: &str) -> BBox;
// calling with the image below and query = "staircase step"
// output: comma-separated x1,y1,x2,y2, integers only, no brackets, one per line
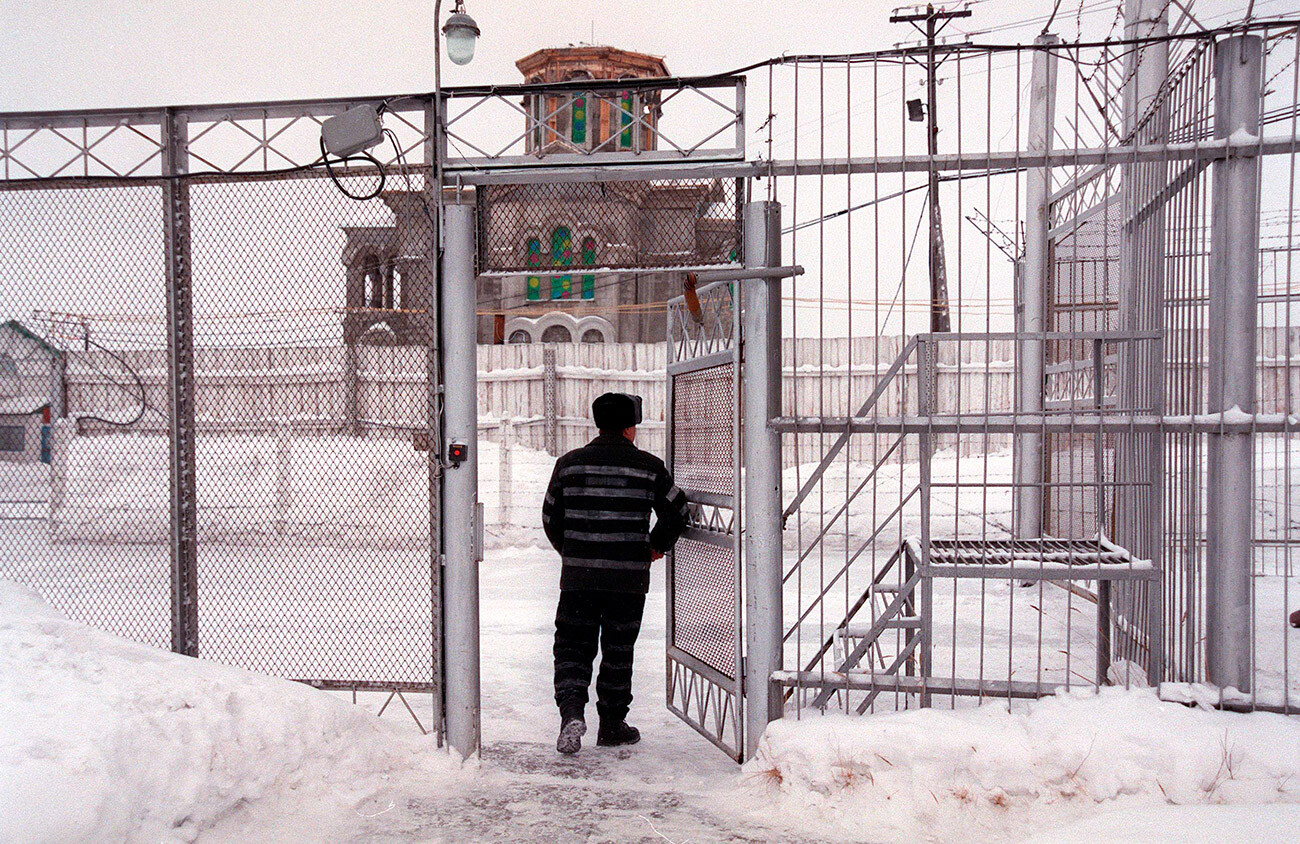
836,617,922,639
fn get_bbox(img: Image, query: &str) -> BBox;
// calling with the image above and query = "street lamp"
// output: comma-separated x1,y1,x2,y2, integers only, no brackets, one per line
442,1,480,66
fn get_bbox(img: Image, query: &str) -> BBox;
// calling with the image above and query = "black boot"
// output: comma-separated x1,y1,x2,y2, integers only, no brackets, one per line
556,716,586,754
596,719,640,747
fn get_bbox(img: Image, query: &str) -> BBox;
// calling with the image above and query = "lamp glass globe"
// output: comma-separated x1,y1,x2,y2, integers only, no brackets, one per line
443,12,479,66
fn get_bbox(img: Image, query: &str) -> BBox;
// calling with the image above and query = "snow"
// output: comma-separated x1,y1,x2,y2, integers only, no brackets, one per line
4,438,1300,840
4,540,1300,842
0,580,455,843
46,431,553,551
1228,127,1261,146
1025,804,1300,843
746,688,1300,843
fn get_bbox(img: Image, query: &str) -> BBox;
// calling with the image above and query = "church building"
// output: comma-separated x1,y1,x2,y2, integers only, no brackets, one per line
341,45,738,346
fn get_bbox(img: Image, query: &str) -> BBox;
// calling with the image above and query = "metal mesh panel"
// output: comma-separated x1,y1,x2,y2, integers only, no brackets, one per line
0,163,439,692
671,363,735,497
0,182,171,649
671,536,737,680
184,169,437,689
477,178,742,273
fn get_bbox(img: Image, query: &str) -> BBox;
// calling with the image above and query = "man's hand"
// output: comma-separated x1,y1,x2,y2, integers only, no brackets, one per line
650,549,665,562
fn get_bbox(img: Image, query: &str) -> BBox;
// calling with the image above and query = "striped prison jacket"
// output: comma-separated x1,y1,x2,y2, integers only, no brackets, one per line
542,433,691,593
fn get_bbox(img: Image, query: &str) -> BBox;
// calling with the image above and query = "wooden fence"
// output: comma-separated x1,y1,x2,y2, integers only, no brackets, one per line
61,331,1300,467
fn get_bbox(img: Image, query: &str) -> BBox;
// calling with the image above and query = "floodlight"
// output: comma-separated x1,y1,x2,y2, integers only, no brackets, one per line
443,2,480,66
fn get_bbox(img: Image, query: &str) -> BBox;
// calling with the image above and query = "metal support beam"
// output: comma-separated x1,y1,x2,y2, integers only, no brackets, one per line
1015,34,1058,542
1206,34,1262,693
741,200,783,758
441,198,481,757
446,134,1300,186
1115,0,1170,687
422,94,444,743
163,108,199,657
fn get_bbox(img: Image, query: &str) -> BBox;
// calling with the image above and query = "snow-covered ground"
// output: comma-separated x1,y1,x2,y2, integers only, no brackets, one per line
0,580,456,843
35,431,551,550
750,689,1300,842
5,553,1300,842
3,434,1300,840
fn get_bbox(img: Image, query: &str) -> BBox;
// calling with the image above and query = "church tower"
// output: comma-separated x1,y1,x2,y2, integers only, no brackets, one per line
515,46,669,156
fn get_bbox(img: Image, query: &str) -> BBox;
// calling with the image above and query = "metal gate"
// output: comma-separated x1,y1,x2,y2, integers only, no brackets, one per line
0,100,442,726
664,277,744,760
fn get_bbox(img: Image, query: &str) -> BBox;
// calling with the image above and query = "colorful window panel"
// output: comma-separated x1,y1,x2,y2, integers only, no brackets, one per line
571,94,587,145
619,92,634,149
551,226,574,299
525,237,544,301
580,236,597,300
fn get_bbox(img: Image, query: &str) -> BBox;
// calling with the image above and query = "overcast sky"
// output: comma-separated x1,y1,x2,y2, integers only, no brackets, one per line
1,0,1292,343
2,0,1287,112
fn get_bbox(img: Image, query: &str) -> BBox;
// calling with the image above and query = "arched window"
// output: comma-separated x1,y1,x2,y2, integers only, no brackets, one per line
572,93,587,145
525,237,544,301
362,254,380,308
567,71,592,148
580,235,597,300
508,329,531,344
550,227,573,300
380,260,395,309
527,75,544,151
541,324,571,344
581,329,605,344
618,92,635,149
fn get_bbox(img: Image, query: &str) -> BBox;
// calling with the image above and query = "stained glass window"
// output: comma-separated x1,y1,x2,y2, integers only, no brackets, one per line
525,237,543,301
572,94,587,145
619,92,634,149
580,236,597,300
551,227,573,300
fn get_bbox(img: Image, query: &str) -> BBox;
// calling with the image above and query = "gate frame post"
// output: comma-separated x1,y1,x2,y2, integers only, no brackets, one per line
1205,34,1262,693
742,200,783,759
163,107,199,658
1014,33,1058,542
1117,0,1170,687
442,196,482,758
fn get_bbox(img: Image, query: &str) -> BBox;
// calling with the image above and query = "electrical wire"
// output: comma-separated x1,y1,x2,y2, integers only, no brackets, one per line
319,136,387,202
65,335,150,428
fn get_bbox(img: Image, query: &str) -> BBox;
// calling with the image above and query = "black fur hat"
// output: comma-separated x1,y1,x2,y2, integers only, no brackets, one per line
592,392,643,431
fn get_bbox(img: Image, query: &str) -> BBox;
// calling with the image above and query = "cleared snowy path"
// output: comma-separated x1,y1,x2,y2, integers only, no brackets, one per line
201,547,816,843
384,548,816,843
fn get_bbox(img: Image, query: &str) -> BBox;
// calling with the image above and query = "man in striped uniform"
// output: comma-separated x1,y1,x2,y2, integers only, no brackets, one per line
543,392,691,754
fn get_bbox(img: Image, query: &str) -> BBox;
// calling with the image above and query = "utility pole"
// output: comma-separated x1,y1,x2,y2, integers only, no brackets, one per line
891,3,971,333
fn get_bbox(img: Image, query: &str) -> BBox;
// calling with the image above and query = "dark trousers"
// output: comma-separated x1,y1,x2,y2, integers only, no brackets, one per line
553,589,646,724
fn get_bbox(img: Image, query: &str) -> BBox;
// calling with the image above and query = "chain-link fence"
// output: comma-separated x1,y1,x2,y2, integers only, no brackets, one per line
0,102,442,715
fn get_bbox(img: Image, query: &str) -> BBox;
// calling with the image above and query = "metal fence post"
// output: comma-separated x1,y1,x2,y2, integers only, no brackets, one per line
917,335,934,708
498,418,512,529
543,344,558,456
1015,33,1058,542
742,200,783,758
441,196,481,758
1206,34,1262,692
275,423,292,535
1116,0,1170,684
163,107,199,658
422,94,444,741
47,419,72,533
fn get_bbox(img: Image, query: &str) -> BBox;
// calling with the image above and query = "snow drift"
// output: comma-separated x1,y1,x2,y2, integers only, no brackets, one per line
0,581,452,843
743,688,1300,843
